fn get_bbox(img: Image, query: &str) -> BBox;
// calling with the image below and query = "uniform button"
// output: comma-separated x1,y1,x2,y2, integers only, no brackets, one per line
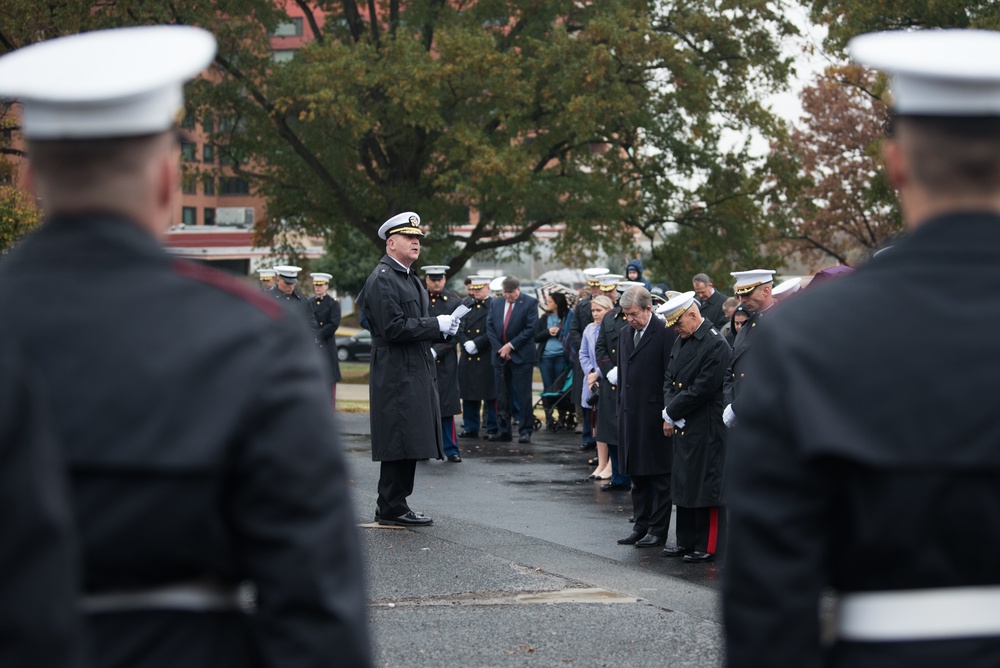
678,383,683,388
476,329,480,333
740,373,745,378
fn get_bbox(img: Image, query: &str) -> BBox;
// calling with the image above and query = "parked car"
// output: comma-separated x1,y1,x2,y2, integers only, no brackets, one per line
336,329,372,362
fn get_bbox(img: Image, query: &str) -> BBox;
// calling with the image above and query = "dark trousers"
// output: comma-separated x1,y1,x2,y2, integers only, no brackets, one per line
581,407,596,445
675,505,726,554
462,399,498,434
441,416,459,457
630,474,672,537
377,459,417,518
608,442,631,486
495,360,534,437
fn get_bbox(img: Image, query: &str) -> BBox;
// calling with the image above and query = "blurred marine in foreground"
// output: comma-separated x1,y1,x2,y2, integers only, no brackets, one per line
724,29,1000,668
0,26,371,668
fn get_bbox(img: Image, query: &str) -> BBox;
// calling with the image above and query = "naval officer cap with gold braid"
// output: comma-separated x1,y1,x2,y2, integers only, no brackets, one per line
656,291,697,327
378,212,425,240
730,270,776,296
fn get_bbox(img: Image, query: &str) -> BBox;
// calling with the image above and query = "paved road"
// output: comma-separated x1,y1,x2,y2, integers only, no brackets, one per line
337,409,725,667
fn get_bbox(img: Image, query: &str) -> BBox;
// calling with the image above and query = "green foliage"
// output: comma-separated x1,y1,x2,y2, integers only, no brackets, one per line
0,185,41,255
0,0,799,278
808,0,1000,51
311,227,383,295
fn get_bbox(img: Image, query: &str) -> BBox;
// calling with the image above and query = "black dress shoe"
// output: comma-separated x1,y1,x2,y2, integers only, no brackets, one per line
627,516,636,523
617,530,646,545
601,482,630,491
518,434,531,443
447,454,462,463
458,431,478,439
487,433,512,442
378,510,433,527
661,546,694,558
578,441,597,451
682,551,715,563
635,534,666,548
484,431,497,440
587,457,598,466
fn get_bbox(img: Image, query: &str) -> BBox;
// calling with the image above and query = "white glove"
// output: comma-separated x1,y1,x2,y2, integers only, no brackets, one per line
463,341,478,355
607,367,618,386
660,408,686,429
448,318,460,336
436,314,454,333
431,348,438,360
723,403,736,428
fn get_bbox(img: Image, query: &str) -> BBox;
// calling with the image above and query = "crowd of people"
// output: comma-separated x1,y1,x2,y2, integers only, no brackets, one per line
6,19,1000,668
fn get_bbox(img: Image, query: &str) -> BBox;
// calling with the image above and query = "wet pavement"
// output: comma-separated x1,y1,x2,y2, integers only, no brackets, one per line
338,410,725,667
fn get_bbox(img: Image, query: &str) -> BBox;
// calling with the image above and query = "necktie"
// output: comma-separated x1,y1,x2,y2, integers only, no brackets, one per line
633,328,640,347
503,302,513,341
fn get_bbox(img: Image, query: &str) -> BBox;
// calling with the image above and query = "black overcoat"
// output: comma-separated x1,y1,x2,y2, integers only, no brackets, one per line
724,214,1000,668
457,296,496,400
359,255,445,461
698,289,729,329
428,290,462,416
663,318,731,507
568,294,593,407
0,214,371,668
308,293,343,383
616,315,675,475
722,304,773,412
593,304,628,444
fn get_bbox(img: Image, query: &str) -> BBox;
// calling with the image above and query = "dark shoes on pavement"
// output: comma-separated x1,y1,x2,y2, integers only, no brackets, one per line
683,551,715,563
377,510,434,527
601,482,630,491
458,431,478,439
518,434,531,443
635,534,666,548
617,530,646,545
661,545,694,558
447,454,462,463
487,433,512,442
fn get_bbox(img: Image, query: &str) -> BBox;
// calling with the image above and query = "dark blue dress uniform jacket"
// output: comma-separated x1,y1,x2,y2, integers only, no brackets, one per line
724,214,1000,668
358,255,445,462
428,290,462,416
308,293,343,383
663,319,731,507
0,215,371,668
457,296,496,401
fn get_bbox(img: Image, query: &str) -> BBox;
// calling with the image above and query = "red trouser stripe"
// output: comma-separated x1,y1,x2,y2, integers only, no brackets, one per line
706,507,719,554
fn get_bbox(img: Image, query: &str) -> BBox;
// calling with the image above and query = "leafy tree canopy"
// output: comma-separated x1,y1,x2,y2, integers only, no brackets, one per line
1,0,798,279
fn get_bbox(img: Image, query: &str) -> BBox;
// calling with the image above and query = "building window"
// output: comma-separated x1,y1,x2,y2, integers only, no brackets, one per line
204,207,216,226
180,142,197,162
202,176,215,196
272,50,296,63
272,17,303,37
202,113,214,134
220,177,250,195
181,174,197,194
203,144,215,163
180,109,196,130
182,206,196,226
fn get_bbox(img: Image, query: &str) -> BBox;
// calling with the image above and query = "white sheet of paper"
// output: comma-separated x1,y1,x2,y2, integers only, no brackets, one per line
451,304,471,320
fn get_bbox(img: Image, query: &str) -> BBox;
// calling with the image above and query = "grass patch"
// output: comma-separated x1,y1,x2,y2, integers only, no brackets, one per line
340,361,369,384
336,400,370,414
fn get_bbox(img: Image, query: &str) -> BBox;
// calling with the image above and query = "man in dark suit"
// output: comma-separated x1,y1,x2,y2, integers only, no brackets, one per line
486,275,539,443
692,273,729,329
660,292,731,563
458,275,498,439
425,265,463,462
724,29,1000,668
0,25,371,668
307,271,342,406
613,287,675,549
722,269,776,429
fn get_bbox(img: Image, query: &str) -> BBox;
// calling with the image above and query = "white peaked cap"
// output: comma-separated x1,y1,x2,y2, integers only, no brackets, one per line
0,26,216,139
656,291,697,327
772,277,802,298
849,30,1000,116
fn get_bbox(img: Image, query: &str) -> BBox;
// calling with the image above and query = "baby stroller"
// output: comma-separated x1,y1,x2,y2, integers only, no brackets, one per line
532,366,578,433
